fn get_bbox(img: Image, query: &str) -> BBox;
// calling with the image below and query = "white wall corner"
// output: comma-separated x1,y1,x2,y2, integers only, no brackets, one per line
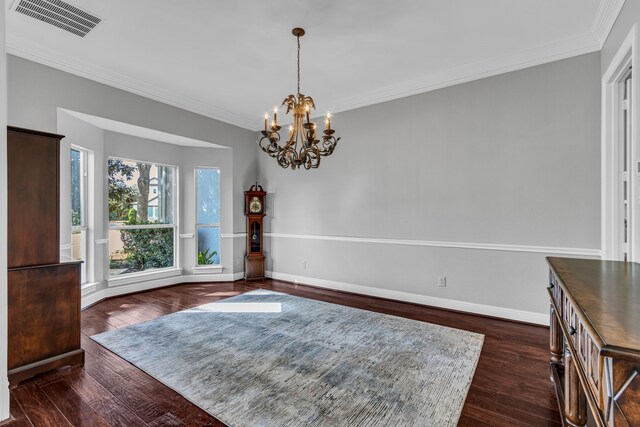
266,271,549,326
0,0,9,421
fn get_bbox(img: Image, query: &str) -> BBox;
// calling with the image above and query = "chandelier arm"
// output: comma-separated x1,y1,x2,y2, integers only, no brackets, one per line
316,136,340,156
304,147,320,169
258,131,284,158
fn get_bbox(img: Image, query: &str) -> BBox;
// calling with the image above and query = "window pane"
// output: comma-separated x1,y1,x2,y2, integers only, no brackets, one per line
109,228,175,275
71,230,86,283
108,159,175,225
71,149,82,226
71,230,84,261
197,226,220,265
197,168,220,225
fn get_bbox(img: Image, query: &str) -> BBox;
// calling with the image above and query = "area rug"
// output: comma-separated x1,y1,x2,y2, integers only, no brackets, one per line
92,290,484,427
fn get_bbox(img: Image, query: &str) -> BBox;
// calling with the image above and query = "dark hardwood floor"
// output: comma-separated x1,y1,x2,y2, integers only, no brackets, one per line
7,279,561,426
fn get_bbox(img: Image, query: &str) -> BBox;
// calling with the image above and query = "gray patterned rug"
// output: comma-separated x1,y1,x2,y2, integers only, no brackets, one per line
92,290,483,427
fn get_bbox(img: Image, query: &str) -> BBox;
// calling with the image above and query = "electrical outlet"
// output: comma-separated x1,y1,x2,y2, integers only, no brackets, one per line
438,275,447,287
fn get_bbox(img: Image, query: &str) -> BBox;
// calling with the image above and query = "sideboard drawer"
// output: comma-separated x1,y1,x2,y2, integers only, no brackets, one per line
586,337,603,407
563,295,579,346
578,322,589,365
576,321,603,406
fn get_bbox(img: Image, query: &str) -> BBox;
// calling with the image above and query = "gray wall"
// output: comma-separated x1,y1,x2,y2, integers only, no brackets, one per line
601,0,640,75
7,49,602,319
58,112,106,283
7,55,257,232
258,52,601,318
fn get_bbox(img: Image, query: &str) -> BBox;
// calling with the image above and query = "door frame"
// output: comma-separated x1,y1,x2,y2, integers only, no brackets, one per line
602,24,639,261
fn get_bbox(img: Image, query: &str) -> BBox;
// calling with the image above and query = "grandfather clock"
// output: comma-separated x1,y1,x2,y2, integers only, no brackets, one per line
244,184,266,280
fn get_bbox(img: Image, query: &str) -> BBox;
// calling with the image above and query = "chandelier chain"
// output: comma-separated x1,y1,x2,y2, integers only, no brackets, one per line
297,35,301,95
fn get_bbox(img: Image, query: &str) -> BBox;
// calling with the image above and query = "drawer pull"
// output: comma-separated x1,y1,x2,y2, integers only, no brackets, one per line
569,326,576,336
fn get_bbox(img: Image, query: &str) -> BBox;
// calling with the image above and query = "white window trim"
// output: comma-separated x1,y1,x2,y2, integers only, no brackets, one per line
107,156,180,279
192,265,224,274
107,267,183,287
602,24,639,261
71,146,89,283
194,167,222,268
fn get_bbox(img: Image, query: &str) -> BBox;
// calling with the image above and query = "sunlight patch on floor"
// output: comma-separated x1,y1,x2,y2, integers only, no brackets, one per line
204,291,241,297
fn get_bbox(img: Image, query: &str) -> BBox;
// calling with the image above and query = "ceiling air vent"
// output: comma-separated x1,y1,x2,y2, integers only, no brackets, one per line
12,0,101,37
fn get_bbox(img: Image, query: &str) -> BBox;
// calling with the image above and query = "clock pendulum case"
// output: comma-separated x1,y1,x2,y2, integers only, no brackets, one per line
244,184,266,280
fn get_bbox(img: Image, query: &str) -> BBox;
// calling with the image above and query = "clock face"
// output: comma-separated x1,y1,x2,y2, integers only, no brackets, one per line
249,196,262,213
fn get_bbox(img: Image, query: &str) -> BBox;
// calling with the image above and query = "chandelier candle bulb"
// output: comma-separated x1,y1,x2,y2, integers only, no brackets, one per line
273,107,278,125
264,113,268,132
326,112,331,130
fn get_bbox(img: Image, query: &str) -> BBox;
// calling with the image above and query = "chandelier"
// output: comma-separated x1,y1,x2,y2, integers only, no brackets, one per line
258,27,341,170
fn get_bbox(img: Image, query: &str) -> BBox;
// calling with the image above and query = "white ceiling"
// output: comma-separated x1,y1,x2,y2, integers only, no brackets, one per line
6,0,625,130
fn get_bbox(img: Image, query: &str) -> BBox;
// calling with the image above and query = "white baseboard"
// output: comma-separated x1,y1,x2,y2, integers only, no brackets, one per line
266,271,549,326
182,272,245,282
81,272,244,309
0,374,8,422
81,268,547,325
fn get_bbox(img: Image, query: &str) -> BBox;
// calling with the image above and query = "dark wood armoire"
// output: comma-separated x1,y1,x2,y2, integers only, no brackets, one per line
7,126,84,388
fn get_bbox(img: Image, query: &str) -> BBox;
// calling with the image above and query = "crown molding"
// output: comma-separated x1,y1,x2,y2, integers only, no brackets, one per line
9,24,602,133
322,32,601,118
6,35,257,130
591,0,627,46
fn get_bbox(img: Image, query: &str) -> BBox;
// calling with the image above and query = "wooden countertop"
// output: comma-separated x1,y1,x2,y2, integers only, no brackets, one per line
547,257,640,361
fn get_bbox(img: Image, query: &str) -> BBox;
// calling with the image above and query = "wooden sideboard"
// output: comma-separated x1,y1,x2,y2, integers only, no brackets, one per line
7,126,84,388
547,257,640,427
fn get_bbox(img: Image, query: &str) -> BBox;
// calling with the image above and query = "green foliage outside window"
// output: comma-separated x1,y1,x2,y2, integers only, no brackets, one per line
198,248,218,265
116,208,174,273
108,160,174,274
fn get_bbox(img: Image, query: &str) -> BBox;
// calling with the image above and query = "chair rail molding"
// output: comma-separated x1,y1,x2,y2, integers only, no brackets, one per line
221,233,246,239
265,233,601,257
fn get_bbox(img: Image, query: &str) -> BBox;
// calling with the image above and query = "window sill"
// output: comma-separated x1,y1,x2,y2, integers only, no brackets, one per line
107,268,183,287
192,265,224,274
